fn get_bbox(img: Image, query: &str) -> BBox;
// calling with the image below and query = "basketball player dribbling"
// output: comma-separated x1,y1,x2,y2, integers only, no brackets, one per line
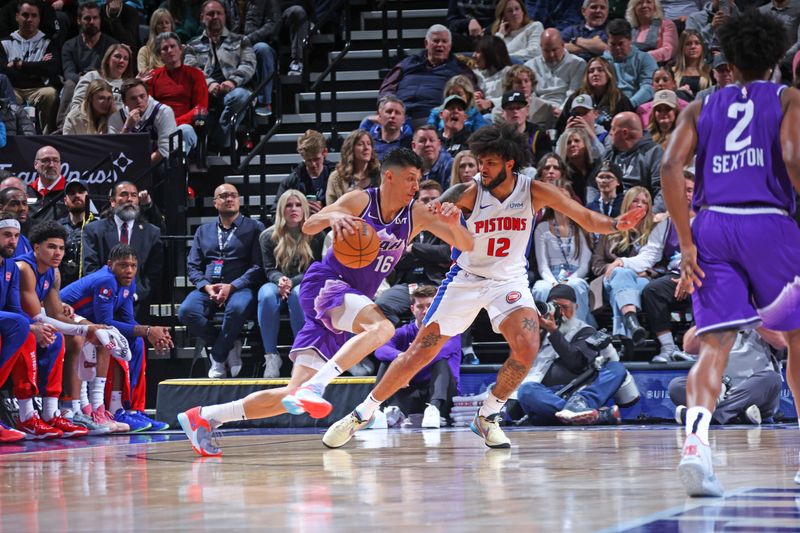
662,11,800,496
323,124,645,449
179,148,475,457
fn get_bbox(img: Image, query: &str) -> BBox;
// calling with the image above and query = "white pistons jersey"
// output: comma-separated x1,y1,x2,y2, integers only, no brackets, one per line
456,173,534,279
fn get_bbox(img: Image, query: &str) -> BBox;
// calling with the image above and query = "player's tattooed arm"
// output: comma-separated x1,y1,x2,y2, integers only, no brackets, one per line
438,182,470,205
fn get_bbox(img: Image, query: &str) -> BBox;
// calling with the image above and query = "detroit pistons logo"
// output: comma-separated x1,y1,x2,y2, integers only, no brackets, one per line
506,291,522,304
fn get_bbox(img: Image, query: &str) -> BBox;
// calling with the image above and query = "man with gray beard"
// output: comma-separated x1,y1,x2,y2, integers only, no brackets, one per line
82,181,163,322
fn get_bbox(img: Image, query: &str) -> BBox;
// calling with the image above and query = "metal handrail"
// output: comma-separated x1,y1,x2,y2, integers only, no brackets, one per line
226,71,270,169
379,0,405,72
300,0,350,88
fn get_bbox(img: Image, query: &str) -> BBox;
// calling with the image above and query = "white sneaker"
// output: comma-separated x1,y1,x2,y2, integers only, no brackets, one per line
226,340,243,377
322,410,374,448
421,404,441,428
262,352,282,378
744,404,761,425
384,405,404,427
470,412,511,448
678,433,724,497
368,408,388,430
208,360,226,379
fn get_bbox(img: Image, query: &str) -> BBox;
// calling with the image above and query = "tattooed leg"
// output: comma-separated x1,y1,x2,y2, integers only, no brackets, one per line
493,307,541,400
372,322,452,403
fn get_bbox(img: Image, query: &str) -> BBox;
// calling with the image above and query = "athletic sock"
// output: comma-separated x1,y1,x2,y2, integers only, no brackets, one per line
302,361,344,391
18,398,34,421
90,377,106,410
59,399,73,418
479,391,507,418
109,391,123,414
80,381,90,409
42,397,59,421
657,332,676,349
72,399,81,415
355,393,382,421
686,406,712,443
201,399,246,426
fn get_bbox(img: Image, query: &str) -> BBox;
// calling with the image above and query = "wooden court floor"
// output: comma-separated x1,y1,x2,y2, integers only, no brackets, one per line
0,425,799,532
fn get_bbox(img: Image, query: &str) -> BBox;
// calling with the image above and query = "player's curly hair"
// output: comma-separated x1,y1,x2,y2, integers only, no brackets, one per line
108,244,138,263
28,220,67,245
467,123,532,172
717,11,790,79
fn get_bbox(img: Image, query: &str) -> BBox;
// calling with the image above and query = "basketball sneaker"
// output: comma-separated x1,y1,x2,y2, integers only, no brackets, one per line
16,413,63,439
322,410,374,448
128,411,169,431
282,384,332,418
470,412,511,449
114,409,152,432
421,404,441,428
87,405,128,433
0,421,25,443
556,394,600,425
178,406,222,457
72,410,111,435
46,414,90,438
678,433,724,497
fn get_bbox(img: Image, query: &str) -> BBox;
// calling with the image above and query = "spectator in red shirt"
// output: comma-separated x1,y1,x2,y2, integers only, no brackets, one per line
146,32,207,155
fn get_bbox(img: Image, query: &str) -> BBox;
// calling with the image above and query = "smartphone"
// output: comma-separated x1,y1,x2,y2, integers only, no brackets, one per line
718,0,730,15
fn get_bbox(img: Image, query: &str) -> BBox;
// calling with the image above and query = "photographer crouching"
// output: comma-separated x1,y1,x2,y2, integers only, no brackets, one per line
516,284,629,425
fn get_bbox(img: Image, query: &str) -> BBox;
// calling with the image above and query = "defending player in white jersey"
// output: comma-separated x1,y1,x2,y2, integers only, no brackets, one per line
324,124,646,448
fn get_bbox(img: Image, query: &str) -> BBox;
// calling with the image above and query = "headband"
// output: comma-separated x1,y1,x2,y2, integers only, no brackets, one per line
0,219,20,230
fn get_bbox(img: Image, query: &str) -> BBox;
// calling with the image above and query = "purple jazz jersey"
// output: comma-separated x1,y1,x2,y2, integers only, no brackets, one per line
692,82,800,334
290,187,414,361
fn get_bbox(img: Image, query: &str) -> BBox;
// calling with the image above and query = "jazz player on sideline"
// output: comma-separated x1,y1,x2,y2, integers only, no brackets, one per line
323,123,646,449
179,148,475,457
661,11,800,497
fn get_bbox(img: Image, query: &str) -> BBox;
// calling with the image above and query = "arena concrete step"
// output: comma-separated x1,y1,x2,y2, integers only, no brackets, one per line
297,86,379,114
361,9,448,31
323,48,422,72
348,28,428,51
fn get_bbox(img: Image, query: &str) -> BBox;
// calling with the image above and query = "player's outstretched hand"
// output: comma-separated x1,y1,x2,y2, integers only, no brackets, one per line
676,243,704,296
438,202,461,224
614,206,647,231
328,212,362,243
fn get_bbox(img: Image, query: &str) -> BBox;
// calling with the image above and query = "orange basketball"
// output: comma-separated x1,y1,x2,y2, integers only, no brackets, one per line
333,219,380,269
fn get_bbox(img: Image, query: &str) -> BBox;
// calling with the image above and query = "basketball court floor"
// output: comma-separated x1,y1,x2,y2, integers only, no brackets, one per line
1,425,798,532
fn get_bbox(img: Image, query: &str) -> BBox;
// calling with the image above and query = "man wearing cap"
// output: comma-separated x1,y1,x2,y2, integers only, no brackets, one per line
439,94,471,157
501,90,553,166
602,19,657,108
587,160,624,217
525,28,586,111
515,283,627,425
695,55,734,101
58,180,95,287
27,146,67,222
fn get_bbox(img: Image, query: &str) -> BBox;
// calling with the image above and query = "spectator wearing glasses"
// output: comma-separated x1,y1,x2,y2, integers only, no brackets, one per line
27,146,66,222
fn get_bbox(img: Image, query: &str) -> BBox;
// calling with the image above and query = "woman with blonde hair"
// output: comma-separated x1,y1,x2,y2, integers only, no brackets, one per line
626,0,678,63
492,0,543,62
427,74,489,132
138,8,175,73
450,150,478,187
71,43,135,112
325,130,382,205
63,79,117,135
672,29,712,97
591,187,668,343
257,190,325,377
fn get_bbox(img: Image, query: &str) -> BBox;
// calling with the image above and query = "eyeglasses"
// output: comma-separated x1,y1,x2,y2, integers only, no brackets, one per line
215,192,238,200
36,157,60,164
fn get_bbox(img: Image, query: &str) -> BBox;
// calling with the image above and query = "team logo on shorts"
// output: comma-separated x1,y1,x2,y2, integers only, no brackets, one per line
505,291,522,304
4,272,10,282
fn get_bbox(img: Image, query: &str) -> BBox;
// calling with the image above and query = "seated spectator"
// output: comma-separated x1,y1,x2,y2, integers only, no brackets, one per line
177,183,265,379
525,28,586,111
138,8,174,74
590,186,668,343
605,111,664,211
695,53,733,101
686,0,741,53
0,187,31,256
278,0,311,76
0,95,35,136
672,29,712,97
446,0,496,52
491,64,556,129
525,0,582,32
108,79,181,164
57,179,95,286
71,43,134,112
63,78,116,135
412,125,453,187
184,0,257,150
516,284,625,425
438,94,471,157
375,285,462,428
258,190,324,378
147,32,208,155
379,24,478,124
561,93,608,153
100,0,139,50
450,149,479,187
325,130,381,205
670,326,784,425
0,0,61,133
57,2,118,128
501,90,553,166
82,181,164,322
627,0,679,63
557,125,599,202
275,129,333,212
562,0,610,62
533,152,568,221
473,35,513,107
558,56,635,134
426,74,490,133
641,171,695,362
586,160,624,218
759,0,800,54
27,145,66,222
362,96,413,161
637,66,690,125
493,0,544,63
170,0,204,44
662,0,705,28
532,181,594,324
602,19,657,108
647,89,680,149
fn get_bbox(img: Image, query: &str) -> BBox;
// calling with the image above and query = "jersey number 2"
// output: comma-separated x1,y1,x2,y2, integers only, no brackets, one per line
487,237,510,257
725,100,754,152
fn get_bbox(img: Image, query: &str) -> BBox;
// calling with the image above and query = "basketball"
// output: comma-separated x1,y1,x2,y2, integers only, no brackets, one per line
333,219,380,268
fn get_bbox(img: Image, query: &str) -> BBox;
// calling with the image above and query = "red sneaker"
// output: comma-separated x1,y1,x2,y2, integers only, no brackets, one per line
46,415,90,438
16,413,63,440
0,422,25,443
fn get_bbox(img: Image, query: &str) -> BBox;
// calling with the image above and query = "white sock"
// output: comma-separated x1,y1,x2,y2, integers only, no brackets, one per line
355,393,382,421
201,399,246,426
90,377,107,410
657,332,675,348
109,391,123,414
479,391,507,418
59,400,74,418
686,406,712,442
18,398,34,421
72,399,81,414
303,361,344,391
80,381,90,409
43,397,59,421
